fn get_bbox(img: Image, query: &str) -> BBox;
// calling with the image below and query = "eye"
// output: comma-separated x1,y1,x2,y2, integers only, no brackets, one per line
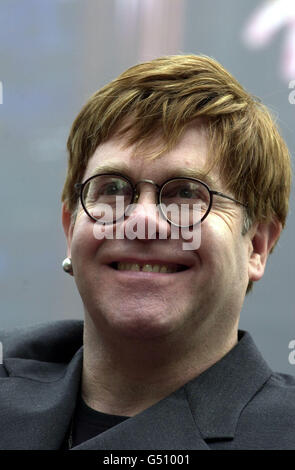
89,177,132,199
102,181,123,195
164,182,207,200
178,186,196,199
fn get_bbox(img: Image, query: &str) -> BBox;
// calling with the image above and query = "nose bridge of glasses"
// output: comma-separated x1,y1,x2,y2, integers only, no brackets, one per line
133,179,160,203
127,179,171,235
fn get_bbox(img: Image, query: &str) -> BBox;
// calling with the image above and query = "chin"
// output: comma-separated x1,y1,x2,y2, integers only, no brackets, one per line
91,301,179,341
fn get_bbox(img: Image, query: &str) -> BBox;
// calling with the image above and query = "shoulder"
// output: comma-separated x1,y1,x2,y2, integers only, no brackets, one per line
0,319,83,363
249,371,295,409
235,370,295,448
257,371,295,411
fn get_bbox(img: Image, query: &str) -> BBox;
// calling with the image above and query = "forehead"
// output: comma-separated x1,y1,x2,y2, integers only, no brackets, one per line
83,121,219,187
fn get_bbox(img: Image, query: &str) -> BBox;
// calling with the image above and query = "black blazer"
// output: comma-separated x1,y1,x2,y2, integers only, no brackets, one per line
0,320,294,450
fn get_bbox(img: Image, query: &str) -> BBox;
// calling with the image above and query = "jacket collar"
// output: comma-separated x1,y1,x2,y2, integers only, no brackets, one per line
184,330,273,440
72,386,210,450
0,320,83,450
0,323,272,449
72,331,272,450
0,348,83,450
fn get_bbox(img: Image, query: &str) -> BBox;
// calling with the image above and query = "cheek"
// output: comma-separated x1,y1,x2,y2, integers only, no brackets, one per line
199,219,245,280
71,217,104,266
198,220,225,263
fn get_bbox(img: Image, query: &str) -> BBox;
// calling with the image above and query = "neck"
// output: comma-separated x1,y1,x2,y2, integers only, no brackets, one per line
81,313,239,417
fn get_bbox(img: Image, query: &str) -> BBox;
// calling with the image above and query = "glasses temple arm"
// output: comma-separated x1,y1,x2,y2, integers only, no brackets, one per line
211,190,247,208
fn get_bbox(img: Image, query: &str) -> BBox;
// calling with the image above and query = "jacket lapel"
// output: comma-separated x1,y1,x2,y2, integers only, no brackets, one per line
0,324,272,450
0,347,83,450
72,331,272,449
184,330,273,441
72,387,210,450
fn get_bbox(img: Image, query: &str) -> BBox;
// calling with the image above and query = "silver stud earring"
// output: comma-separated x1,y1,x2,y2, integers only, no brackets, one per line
62,257,73,275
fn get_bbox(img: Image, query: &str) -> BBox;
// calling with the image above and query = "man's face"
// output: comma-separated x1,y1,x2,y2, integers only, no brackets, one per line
65,122,253,343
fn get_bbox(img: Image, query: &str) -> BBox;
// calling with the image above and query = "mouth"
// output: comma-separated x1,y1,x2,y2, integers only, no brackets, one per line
110,262,189,274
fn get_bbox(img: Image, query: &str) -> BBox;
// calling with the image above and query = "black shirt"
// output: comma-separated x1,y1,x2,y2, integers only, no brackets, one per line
67,395,129,449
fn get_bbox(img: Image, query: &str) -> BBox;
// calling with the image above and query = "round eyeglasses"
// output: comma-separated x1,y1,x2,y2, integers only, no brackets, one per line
75,173,247,228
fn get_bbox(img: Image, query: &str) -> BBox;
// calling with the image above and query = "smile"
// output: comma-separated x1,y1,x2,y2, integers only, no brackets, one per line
111,262,188,273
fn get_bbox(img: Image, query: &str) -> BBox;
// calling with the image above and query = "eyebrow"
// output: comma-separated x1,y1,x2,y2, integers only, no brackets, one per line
87,163,133,180
87,164,218,189
171,168,218,188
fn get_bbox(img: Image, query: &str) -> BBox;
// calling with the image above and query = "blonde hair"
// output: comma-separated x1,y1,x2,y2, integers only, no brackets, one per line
62,54,291,249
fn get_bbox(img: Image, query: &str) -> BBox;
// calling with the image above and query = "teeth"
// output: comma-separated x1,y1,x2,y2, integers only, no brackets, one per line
130,264,140,271
142,264,153,272
117,262,177,273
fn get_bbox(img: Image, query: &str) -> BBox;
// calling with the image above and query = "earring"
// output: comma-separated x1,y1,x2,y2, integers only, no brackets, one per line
62,257,73,275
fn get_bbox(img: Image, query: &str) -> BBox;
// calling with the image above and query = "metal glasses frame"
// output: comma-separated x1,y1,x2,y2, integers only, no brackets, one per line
75,173,247,227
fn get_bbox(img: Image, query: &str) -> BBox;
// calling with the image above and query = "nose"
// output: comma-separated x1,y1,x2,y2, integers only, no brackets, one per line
123,180,171,240
132,179,158,202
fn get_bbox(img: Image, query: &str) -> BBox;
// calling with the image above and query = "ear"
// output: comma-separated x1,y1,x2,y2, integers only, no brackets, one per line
248,218,282,282
62,203,74,258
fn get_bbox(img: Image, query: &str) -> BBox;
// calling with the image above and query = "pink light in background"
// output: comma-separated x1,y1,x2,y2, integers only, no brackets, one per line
115,0,185,61
242,0,295,81
283,19,295,79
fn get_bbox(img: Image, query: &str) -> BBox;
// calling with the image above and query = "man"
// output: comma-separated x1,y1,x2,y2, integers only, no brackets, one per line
0,55,294,450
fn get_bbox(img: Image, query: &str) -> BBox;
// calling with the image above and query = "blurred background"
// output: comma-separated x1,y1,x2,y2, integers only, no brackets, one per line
0,0,294,373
